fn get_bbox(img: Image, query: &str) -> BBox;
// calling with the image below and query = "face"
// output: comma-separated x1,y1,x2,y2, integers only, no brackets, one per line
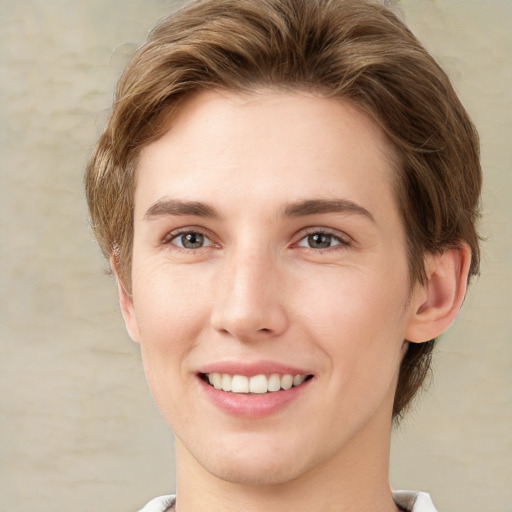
120,90,425,486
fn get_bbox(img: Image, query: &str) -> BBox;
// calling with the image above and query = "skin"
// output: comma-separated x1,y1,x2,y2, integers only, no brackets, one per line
116,90,470,512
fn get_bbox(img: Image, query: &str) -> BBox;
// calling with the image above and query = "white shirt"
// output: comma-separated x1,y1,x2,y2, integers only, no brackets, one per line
137,490,438,512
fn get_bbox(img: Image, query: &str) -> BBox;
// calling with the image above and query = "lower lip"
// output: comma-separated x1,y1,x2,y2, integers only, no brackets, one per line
198,377,312,419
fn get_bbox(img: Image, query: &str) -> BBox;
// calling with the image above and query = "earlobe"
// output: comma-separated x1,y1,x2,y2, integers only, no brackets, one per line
110,255,141,343
405,244,472,343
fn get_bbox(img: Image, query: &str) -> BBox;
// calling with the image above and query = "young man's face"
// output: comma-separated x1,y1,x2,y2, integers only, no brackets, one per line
119,90,425,486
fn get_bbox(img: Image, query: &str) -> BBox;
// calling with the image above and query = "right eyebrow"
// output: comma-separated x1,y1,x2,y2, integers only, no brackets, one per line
144,198,220,220
282,198,375,223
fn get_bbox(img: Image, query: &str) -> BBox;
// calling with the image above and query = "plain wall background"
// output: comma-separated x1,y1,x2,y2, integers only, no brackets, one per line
0,1,510,511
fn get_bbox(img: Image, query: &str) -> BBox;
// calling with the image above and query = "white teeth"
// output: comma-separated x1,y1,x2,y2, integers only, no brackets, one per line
268,373,281,392
211,373,222,389
205,372,309,394
281,374,293,390
293,374,306,386
249,374,268,394
231,375,249,393
221,374,232,392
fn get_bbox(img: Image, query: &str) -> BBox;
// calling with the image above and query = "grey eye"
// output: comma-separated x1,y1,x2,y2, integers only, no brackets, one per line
172,232,212,249
296,231,347,250
307,233,333,249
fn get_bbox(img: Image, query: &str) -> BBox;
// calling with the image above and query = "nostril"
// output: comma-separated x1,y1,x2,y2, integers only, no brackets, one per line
210,299,289,340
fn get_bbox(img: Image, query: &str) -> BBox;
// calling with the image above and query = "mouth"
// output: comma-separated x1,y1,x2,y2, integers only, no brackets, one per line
199,372,314,394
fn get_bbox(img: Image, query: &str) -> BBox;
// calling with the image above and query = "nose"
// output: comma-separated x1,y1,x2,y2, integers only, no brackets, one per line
210,247,289,342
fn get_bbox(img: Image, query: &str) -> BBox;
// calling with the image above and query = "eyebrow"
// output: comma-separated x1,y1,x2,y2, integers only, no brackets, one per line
144,197,375,223
144,198,220,220
282,199,375,223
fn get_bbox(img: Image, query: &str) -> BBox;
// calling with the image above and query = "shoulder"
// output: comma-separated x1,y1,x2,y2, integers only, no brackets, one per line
392,490,438,512
136,492,436,512
137,495,176,512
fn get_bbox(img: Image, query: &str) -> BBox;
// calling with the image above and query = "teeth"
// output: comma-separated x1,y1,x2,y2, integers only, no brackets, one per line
208,373,222,389
206,373,309,394
293,375,306,386
281,374,293,390
221,373,232,392
268,373,281,392
231,375,249,393
249,374,267,394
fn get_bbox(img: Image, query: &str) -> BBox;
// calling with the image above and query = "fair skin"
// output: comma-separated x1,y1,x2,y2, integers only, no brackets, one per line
115,90,470,512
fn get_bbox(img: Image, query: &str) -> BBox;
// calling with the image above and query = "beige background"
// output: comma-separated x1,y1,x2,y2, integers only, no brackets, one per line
0,1,510,511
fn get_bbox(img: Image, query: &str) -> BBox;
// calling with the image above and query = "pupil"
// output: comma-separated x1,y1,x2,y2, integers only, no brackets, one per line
183,233,203,248
309,233,331,249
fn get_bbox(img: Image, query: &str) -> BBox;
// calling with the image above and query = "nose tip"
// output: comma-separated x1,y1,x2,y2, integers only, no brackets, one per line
210,258,289,341
211,304,286,341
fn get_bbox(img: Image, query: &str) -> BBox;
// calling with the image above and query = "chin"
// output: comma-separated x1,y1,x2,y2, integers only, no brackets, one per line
202,454,310,487
183,430,326,488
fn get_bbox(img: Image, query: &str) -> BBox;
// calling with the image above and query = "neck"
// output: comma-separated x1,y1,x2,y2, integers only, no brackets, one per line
174,403,398,512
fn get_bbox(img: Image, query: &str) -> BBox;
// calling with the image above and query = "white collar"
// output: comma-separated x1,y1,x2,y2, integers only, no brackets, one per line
139,491,438,512
393,490,438,512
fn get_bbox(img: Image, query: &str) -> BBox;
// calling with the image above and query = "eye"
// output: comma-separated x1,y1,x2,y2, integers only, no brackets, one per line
170,231,214,249
296,231,347,249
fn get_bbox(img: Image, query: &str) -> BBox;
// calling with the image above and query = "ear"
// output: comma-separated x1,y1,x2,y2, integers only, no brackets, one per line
110,255,141,343
405,244,472,343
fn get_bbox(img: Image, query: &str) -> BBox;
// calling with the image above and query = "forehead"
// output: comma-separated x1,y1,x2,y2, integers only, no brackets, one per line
135,89,398,222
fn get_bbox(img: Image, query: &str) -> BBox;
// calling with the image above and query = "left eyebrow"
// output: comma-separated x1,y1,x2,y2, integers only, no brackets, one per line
281,199,375,223
144,198,221,220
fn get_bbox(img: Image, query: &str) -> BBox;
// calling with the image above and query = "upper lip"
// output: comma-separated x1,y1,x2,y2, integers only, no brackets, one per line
198,360,312,377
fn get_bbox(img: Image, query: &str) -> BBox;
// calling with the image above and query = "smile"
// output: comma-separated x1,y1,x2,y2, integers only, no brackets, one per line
202,373,311,394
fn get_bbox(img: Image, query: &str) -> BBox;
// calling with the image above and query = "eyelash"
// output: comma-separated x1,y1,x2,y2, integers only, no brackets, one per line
294,228,351,251
162,228,217,252
162,227,351,253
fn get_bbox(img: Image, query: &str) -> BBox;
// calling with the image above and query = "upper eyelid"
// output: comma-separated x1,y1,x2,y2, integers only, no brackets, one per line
163,229,218,253
159,225,352,247
293,226,352,242
162,226,216,244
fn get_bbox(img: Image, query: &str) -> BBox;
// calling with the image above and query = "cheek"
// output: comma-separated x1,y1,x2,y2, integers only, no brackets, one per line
296,266,408,384
298,263,408,335
131,265,212,393
133,263,208,338
131,266,212,423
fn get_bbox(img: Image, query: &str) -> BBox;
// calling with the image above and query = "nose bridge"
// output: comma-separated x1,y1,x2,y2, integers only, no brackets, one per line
211,239,287,340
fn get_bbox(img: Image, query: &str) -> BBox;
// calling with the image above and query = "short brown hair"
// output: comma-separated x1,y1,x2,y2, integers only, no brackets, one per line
85,0,481,419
